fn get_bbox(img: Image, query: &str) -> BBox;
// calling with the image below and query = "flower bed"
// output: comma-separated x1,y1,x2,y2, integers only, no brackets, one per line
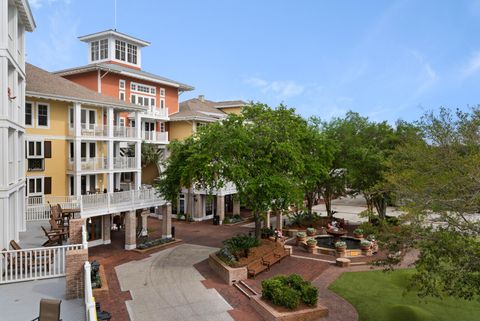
136,237,176,250
223,214,243,224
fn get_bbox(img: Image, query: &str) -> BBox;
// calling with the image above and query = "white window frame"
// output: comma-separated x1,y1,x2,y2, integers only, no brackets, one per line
119,91,125,101
160,122,165,132
160,88,165,97
130,93,154,107
27,176,44,196
91,41,99,62
26,139,44,158
119,117,126,127
68,107,74,129
160,98,165,109
81,108,97,129
36,102,50,128
25,101,33,127
99,39,108,60
119,79,126,90
81,142,96,161
130,82,156,95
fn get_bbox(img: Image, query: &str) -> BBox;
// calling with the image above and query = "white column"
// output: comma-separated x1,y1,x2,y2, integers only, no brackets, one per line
73,103,82,196
135,112,142,189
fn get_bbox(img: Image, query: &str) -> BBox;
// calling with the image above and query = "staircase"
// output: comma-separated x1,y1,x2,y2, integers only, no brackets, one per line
233,280,258,298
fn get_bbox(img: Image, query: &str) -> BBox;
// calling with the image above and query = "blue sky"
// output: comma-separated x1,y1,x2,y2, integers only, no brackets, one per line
26,0,480,123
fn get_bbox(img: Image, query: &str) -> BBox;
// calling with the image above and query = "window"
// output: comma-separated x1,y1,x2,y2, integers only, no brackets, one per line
131,94,154,107
27,140,43,158
81,109,96,129
69,142,74,159
179,194,185,214
81,142,96,159
131,82,155,94
27,159,44,171
119,117,126,127
119,91,125,101
115,40,126,61
100,39,108,60
68,107,74,128
37,103,49,127
119,79,125,89
131,94,136,104
25,102,33,126
160,88,165,97
160,99,165,109
150,98,155,107
127,43,137,64
91,41,99,61
27,177,43,196
160,122,165,132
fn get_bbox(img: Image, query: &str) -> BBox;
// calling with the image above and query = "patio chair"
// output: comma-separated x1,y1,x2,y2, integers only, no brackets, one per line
31,298,62,321
41,226,65,247
49,218,68,238
10,240,52,272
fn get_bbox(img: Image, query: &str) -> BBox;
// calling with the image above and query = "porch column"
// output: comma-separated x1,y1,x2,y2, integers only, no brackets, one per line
141,209,149,237
217,195,225,224
103,215,111,245
162,203,172,238
265,211,271,229
134,111,142,190
276,211,283,231
124,210,136,250
233,198,240,216
106,107,114,192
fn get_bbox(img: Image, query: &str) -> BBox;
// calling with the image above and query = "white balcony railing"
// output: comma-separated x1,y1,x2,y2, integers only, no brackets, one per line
67,157,108,171
81,123,108,137
84,261,97,321
113,157,136,169
0,243,83,284
113,126,136,138
25,188,166,221
141,130,168,143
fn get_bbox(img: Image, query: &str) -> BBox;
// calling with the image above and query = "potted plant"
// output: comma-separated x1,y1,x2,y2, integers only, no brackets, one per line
367,234,376,241
335,241,347,252
353,228,364,239
261,227,274,239
306,238,317,248
306,227,316,236
296,231,307,242
360,240,371,250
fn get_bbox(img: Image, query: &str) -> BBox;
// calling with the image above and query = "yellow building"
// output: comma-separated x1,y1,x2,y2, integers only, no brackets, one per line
169,95,246,141
25,63,170,248
168,95,246,222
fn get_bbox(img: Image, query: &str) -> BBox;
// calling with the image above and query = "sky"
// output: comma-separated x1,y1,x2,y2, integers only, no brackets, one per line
25,0,480,123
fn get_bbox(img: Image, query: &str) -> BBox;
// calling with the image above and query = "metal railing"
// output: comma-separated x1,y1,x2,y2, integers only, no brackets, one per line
0,243,83,284
141,131,168,143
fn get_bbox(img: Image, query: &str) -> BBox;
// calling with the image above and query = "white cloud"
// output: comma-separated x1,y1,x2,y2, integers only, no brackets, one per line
461,51,480,78
244,77,304,98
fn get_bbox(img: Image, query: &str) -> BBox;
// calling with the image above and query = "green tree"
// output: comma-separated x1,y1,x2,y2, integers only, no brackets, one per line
156,103,308,238
386,107,480,299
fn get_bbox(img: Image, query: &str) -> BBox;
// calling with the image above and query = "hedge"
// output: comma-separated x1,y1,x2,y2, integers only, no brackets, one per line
261,273,318,309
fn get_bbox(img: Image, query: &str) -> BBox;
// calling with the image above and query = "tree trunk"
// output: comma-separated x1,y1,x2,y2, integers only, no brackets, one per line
373,194,387,220
254,212,262,239
320,187,333,218
305,192,315,214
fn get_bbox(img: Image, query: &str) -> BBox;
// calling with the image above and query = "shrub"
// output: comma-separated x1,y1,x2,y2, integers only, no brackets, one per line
335,241,346,248
300,284,318,306
354,228,364,235
217,247,237,266
360,240,372,247
223,234,260,259
261,274,318,310
137,237,174,250
297,232,306,238
261,227,275,238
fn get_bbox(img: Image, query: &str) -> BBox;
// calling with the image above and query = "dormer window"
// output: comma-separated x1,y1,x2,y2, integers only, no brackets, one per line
91,39,108,62
127,43,137,64
115,40,126,61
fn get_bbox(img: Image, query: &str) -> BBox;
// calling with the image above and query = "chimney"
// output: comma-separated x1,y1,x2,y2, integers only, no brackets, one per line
198,95,205,102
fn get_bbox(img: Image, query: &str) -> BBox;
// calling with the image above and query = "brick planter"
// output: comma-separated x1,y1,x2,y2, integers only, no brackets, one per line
208,253,248,285
250,295,329,321
92,265,109,296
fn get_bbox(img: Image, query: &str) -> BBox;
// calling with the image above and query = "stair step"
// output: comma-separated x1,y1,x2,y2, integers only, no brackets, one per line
239,280,258,296
233,282,252,298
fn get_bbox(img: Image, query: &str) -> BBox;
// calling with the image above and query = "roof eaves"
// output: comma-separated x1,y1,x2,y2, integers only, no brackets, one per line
78,29,150,46
26,91,147,111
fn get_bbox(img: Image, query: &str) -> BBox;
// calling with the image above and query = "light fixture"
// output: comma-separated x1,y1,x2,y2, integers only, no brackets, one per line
88,217,92,224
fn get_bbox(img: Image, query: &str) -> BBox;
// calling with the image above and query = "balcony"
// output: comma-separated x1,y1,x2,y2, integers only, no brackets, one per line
113,157,137,170
25,188,166,220
113,126,136,138
67,157,107,171
132,107,169,120
141,131,168,143
68,123,108,137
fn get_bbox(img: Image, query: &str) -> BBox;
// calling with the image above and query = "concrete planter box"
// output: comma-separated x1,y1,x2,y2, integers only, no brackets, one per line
250,295,329,321
208,253,248,286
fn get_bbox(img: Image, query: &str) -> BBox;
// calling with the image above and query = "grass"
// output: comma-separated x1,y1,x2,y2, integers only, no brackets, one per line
329,269,480,321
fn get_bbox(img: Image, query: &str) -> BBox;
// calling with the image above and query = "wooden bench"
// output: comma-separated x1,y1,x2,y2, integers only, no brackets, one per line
247,259,269,278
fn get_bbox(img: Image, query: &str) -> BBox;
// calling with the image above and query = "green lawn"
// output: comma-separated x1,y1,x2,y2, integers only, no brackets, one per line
329,269,480,321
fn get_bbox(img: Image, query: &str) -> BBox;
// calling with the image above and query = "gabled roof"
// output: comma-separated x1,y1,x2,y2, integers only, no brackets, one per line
78,29,150,47
26,63,146,111
170,96,246,122
54,62,194,92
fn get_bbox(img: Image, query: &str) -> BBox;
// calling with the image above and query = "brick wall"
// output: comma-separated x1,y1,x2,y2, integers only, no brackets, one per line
69,218,86,245
65,248,88,299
